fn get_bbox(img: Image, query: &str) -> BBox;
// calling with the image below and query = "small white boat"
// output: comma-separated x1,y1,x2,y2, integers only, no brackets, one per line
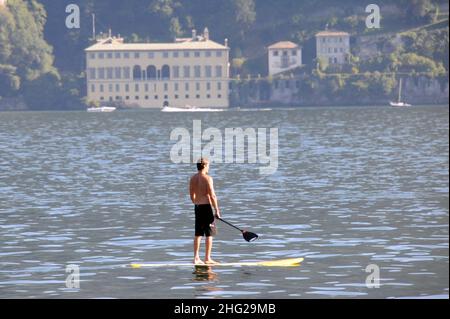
87,106,117,112
161,105,224,112
390,101,412,107
390,78,412,107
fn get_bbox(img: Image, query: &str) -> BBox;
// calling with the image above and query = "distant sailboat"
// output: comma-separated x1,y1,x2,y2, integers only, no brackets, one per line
390,78,411,107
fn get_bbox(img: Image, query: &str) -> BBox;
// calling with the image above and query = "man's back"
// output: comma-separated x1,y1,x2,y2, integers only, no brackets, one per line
190,173,212,205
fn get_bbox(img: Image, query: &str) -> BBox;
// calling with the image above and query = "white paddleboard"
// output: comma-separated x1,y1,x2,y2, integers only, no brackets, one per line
131,257,304,268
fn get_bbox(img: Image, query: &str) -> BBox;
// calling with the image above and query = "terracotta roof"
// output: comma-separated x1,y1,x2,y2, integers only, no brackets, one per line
85,38,228,52
268,41,299,49
316,31,350,37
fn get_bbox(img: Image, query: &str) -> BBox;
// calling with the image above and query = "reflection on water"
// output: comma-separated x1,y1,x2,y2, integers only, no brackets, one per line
193,266,218,282
0,105,448,299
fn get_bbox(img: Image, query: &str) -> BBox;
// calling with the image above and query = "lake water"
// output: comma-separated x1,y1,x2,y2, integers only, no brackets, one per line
0,105,448,299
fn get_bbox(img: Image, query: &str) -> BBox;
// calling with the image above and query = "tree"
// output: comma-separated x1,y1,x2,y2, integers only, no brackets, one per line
169,17,183,38
0,64,20,97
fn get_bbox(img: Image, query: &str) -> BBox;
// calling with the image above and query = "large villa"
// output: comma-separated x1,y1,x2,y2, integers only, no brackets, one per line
85,28,230,109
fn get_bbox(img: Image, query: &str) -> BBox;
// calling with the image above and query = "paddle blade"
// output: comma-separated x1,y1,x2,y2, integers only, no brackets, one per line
243,231,259,242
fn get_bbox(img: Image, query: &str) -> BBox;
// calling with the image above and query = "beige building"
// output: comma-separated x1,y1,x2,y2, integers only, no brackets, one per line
85,28,230,108
315,31,351,65
267,41,302,76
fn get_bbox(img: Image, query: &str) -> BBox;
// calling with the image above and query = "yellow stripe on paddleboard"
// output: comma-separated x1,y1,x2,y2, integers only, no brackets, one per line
130,257,304,268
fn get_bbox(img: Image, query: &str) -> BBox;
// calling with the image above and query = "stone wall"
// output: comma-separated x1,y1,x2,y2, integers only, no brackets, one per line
230,75,449,107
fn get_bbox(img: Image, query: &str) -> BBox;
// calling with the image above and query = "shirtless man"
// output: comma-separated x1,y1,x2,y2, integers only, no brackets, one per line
189,158,221,265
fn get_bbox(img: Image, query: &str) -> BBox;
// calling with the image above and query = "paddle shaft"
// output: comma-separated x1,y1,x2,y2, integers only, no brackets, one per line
217,217,244,233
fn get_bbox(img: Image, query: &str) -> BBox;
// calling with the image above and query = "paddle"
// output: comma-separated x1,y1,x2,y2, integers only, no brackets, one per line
217,217,259,242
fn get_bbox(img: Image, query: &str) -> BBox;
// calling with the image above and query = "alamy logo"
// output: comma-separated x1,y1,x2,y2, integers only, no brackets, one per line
365,264,380,288
65,4,80,29
65,264,80,289
366,4,381,29
170,120,279,175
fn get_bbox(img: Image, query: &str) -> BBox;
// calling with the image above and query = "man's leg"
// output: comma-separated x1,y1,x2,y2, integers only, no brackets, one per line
205,236,218,264
194,236,204,264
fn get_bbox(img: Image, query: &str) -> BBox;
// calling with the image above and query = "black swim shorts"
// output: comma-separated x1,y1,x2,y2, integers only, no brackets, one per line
194,204,217,237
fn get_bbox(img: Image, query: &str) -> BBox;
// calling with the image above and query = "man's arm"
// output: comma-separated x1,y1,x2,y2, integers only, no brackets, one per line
206,177,221,218
189,176,195,203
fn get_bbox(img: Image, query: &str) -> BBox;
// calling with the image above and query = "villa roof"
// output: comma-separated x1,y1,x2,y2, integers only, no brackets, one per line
316,31,350,37
268,41,299,49
85,37,228,52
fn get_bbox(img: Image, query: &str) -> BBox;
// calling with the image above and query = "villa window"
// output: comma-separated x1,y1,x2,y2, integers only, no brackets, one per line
161,65,171,80
205,65,212,78
173,66,180,78
184,51,190,58
134,52,140,59
98,68,105,79
107,52,113,59
215,66,222,78
194,51,200,58
183,66,190,78
124,52,130,59
205,51,211,58
123,67,131,79
147,65,157,80
115,52,121,59
216,51,223,57
273,51,279,56
114,67,122,79
88,68,96,80
133,65,142,80
194,65,201,78
148,52,154,59
173,51,179,58
107,67,113,79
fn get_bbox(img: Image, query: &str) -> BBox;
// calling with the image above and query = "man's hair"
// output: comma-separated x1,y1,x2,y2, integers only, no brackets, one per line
197,157,208,171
